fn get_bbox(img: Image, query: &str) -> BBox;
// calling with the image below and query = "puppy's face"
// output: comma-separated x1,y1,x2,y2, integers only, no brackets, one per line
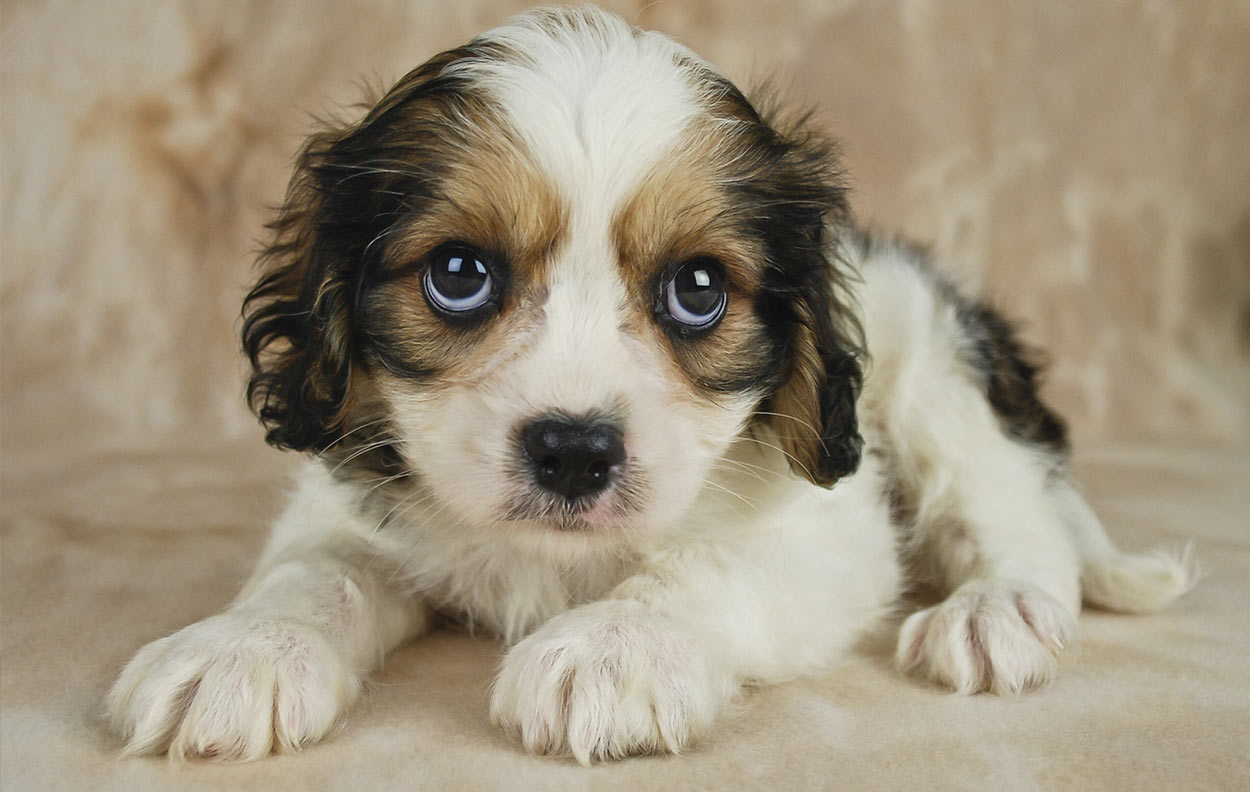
244,9,862,545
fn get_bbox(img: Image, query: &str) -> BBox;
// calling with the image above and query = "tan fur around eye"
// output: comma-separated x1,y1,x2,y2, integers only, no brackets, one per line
611,129,777,396
363,129,567,381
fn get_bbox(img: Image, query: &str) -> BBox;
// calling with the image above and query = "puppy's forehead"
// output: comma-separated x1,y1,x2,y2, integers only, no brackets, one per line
451,11,707,215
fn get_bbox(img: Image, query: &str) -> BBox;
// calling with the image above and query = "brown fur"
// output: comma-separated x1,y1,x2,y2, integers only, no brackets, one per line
242,38,565,455
611,126,778,396
243,31,863,491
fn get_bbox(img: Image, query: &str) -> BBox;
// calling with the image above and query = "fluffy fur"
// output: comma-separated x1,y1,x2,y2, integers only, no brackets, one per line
105,7,1194,764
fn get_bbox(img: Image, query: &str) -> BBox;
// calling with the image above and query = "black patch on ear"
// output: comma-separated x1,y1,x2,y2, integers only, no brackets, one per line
755,263,865,487
241,42,499,456
710,79,864,487
811,335,865,482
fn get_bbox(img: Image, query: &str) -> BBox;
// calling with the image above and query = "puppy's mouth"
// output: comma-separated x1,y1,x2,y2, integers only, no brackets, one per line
503,471,647,532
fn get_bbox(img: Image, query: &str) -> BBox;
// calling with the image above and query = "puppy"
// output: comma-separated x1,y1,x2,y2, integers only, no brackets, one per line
106,7,1194,764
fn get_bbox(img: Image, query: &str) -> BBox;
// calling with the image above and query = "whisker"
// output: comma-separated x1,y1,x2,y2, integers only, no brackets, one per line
383,498,458,587
734,434,815,481
360,487,446,579
709,458,770,485
754,409,831,456
326,438,404,477
318,418,392,455
359,469,417,500
694,481,754,522
697,476,759,512
752,410,821,439
368,487,439,541
305,418,397,522
714,455,788,480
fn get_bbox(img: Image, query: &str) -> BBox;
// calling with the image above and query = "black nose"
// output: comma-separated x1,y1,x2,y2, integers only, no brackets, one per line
521,418,626,501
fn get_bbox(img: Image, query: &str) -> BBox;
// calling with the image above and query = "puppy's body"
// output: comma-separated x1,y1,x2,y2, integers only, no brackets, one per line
106,8,1192,763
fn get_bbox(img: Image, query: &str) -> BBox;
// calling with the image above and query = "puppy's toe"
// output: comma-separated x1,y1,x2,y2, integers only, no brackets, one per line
490,600,721,763
105,611,359,760
896,580,1075,695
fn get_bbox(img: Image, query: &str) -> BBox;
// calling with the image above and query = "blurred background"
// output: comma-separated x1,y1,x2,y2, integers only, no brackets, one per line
3,6,1249,786
3,0,1249,456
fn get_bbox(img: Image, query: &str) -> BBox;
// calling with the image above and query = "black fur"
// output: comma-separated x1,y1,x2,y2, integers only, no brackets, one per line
954,298,1070,459
241,44,498,454
712,78,865,487
852,231,1069,462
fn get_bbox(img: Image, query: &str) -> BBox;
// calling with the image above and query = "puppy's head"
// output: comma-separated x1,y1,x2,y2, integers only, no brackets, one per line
243,8,862,543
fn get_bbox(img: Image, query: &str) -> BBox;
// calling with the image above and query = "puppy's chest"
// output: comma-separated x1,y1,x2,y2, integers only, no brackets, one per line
437,552,633,642
369,508,634,641
432,574,603,639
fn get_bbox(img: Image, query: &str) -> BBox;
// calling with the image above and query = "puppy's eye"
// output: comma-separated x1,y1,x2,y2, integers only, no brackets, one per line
664,259,727,328
424,248,493,313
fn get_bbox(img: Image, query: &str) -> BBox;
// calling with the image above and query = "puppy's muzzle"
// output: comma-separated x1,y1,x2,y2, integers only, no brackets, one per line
522,417,625,501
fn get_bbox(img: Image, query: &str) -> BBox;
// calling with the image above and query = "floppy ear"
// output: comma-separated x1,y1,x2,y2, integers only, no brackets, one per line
241,127,362,453
747,102,864,487
242,47,487,453
767,266,864,487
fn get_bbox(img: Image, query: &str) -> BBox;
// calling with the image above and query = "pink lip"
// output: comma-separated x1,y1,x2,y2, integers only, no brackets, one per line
573,500,621,528
507,498,627,533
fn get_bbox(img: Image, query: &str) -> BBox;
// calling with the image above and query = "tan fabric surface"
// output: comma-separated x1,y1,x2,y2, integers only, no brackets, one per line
2,440,1248,790
3,1,1250,790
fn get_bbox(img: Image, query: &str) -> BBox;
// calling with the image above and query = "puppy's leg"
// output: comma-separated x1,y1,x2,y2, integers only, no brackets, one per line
857,243,1194,694
890,415,1083,695
490,451,900,763
887,376,1193,695
106,468,427,760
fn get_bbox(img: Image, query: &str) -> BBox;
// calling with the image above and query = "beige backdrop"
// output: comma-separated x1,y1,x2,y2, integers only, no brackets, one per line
3,0,1249,451
4,3,1250,790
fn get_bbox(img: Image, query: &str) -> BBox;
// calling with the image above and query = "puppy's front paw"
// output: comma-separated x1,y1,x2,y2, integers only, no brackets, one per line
895,580,1075,695
105,610,360,760
490,601,723,764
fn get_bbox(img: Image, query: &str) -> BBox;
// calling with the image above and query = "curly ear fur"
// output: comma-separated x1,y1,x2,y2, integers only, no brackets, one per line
241,139,360,453
745,98,864,487
242,47,487,453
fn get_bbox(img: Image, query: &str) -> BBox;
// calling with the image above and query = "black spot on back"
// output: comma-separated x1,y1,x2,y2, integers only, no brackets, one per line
954,298,1069,460
856,230,1070,463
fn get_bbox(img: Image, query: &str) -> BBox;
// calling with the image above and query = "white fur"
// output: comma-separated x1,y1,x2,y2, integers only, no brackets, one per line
106,8,1194,764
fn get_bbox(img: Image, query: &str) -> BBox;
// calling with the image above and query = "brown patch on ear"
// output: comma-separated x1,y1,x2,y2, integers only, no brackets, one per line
768,290,864,487
770,317,831,482
241,36,556,453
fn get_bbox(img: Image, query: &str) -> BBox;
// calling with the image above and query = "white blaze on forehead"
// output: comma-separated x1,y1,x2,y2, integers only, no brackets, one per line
439,10,714,417
449,9,706,213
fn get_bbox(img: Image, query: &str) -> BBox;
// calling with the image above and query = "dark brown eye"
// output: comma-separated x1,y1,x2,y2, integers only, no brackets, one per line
425,247,492,313
664,259,726,328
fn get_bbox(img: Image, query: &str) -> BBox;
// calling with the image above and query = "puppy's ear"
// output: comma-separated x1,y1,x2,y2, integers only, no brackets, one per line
241,127,361,453
767,273,864,487
242,48,487,452
749,102,864,487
